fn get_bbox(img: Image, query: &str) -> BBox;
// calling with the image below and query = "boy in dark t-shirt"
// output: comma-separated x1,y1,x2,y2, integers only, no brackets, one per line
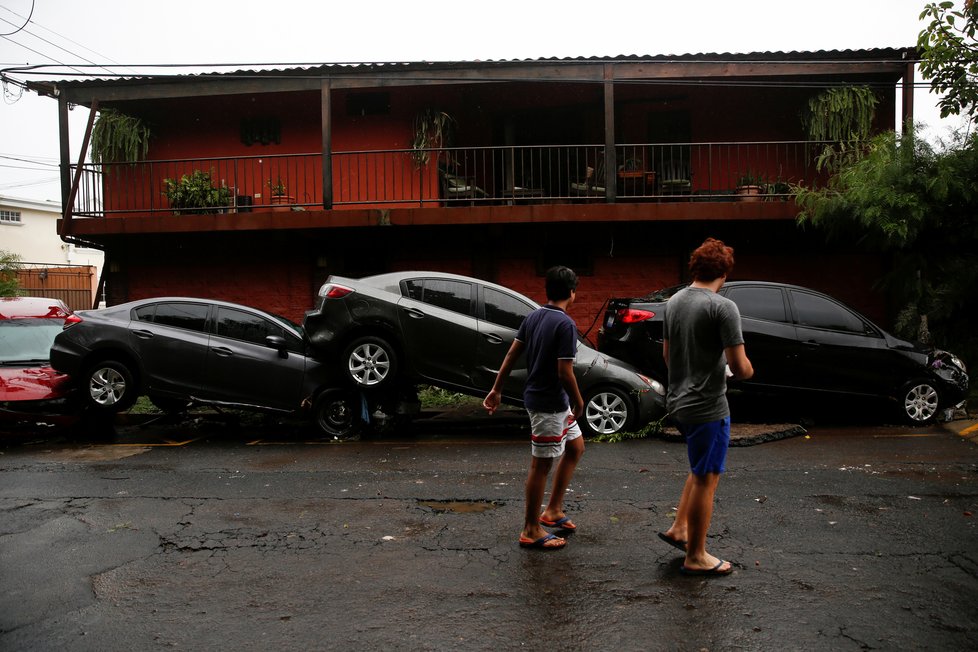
483,266,585,550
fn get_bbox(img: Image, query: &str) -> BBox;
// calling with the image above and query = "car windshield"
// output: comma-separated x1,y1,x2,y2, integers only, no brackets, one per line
0,319,63,364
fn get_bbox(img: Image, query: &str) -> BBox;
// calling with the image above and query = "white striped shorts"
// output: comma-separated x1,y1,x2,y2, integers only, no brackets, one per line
527,407,582,458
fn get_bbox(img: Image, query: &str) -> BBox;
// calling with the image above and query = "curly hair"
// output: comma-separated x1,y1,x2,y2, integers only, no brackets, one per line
688,238,735,282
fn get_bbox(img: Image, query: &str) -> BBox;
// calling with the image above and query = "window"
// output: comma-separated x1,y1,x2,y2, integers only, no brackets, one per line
215,306,292,347
403,279,472,315
0,210,22,224
484,287,532,330
725,287,788,323
790,291,867,333
134,302,209,332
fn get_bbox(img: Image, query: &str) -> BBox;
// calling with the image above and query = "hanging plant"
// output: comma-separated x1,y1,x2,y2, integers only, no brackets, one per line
90,109,152,164
410,108,456,167
802,86,878,172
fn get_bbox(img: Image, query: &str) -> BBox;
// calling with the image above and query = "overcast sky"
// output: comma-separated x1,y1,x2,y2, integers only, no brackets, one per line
0,0,970,202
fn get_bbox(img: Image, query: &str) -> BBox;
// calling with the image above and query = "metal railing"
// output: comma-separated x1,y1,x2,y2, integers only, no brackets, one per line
68,142,830,218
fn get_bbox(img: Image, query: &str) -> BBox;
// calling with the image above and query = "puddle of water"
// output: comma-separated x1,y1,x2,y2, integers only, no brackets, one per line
46,446,151,462
418,500,500,514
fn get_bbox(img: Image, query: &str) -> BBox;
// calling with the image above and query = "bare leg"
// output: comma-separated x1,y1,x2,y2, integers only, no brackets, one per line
682,472,730,572
523,456,555,541
541,436,584,523
664,472,695,544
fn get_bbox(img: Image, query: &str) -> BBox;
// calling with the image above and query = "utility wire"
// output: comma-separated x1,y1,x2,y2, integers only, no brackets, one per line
0,0,32,36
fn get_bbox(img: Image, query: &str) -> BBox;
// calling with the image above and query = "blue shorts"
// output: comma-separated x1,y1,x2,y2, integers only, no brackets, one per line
680,416,731,476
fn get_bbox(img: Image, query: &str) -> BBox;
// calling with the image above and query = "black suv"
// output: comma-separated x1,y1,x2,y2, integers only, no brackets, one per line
597,281,969,424
303,271,666,438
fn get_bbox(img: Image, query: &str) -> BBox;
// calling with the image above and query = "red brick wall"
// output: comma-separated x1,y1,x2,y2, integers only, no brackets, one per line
108,227,889,331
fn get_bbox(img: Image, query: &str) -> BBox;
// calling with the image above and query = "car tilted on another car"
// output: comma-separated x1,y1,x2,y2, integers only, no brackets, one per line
0,297,78,426
598,281,969,424
49,297,357,437
303,271,666,438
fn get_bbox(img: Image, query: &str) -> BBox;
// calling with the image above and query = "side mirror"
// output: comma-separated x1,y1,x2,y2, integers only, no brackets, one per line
266,335,289,358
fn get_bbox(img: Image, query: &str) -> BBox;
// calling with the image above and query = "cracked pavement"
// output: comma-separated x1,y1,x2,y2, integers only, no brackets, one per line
1,418,977,650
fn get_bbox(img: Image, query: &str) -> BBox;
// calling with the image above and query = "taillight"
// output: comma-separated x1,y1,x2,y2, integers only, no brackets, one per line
319,283,354,299
63,314,83,329
617,308,655,324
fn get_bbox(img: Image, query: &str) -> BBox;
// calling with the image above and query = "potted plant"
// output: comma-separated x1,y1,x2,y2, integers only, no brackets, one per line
735,172,765,201
162,169,232,215
268,178,294,211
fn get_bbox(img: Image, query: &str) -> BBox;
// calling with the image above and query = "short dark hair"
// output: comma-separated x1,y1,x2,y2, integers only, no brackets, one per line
688,238,735,282
545,265,578,301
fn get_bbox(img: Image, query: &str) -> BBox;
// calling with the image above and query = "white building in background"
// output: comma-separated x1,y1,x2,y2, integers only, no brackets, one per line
0,194,104,276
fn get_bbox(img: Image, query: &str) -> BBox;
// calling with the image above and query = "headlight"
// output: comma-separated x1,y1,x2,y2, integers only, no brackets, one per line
638,374,666,396
950,354,966,373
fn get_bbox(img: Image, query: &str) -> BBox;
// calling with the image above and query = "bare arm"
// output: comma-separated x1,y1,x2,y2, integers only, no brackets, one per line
725,343,753,380
557,358,585,420
483,339,525,415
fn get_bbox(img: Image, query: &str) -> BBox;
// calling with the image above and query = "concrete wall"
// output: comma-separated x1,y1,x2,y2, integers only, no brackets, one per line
0,194,104,289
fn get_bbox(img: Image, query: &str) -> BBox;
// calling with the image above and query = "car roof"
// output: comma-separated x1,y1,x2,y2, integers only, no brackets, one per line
0,296,71,320
351,271,541,306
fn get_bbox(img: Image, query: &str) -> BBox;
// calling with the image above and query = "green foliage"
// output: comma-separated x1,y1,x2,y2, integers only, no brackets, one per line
803,86,879,173
417,385,480,409
162,169,233,215
268,178,288,196
918,1,978,122
91,109,151,164
737,171,765,187
795,127,978,363
0,249,22,296
592,415,665,443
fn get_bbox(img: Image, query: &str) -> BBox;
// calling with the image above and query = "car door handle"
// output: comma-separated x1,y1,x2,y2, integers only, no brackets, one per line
405,307,425,319
483,333,504,345
212,347,234,357
132,329,154,339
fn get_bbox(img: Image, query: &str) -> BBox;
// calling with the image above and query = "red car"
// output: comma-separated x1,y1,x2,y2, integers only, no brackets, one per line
0,297,79,426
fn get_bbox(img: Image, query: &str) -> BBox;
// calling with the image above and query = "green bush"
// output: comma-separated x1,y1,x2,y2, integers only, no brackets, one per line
163,169,232,215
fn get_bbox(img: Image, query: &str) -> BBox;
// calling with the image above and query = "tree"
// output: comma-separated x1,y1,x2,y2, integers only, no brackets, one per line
795,128,978,364
0,249,23,296
918,0,978,123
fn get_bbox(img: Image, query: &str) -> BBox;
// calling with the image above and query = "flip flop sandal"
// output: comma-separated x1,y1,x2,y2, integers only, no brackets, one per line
519,533,567,550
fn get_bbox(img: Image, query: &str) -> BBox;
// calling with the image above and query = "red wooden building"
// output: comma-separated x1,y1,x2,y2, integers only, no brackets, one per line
32,50,916,333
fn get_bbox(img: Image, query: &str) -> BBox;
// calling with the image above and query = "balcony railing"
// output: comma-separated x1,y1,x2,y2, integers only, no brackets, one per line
69,142,830,218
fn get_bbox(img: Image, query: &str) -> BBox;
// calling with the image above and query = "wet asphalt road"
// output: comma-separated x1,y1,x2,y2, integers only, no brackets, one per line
1,412,977,651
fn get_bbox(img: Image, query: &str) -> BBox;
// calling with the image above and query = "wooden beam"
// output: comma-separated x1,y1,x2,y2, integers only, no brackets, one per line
603,65,616,203
321,79,333,209
902,62,915,129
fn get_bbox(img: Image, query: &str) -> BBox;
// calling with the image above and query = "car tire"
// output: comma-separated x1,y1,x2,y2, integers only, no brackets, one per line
342,336,398,390
581,386,634,438
898,379,940,424
312,388,363,440
83,360,138,413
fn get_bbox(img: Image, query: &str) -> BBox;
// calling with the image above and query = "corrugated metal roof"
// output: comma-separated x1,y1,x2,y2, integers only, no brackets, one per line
31,48,917,87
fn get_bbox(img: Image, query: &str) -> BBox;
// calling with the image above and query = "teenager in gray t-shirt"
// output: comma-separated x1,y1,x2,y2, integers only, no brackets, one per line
658,238,753,577
664,286,744,424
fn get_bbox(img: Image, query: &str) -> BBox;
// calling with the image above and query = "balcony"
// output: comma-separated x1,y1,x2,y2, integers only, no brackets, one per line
67,141,829,219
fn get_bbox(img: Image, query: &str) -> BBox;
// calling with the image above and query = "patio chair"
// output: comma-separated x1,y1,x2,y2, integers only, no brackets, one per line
440,166,488,202
658,160,692,196
569,157,606,197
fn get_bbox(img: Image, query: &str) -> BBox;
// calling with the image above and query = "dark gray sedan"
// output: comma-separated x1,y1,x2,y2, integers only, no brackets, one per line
49,297,355,436
303,271,666,438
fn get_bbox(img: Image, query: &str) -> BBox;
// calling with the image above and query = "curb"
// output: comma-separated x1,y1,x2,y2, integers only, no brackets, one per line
659,424,808,447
